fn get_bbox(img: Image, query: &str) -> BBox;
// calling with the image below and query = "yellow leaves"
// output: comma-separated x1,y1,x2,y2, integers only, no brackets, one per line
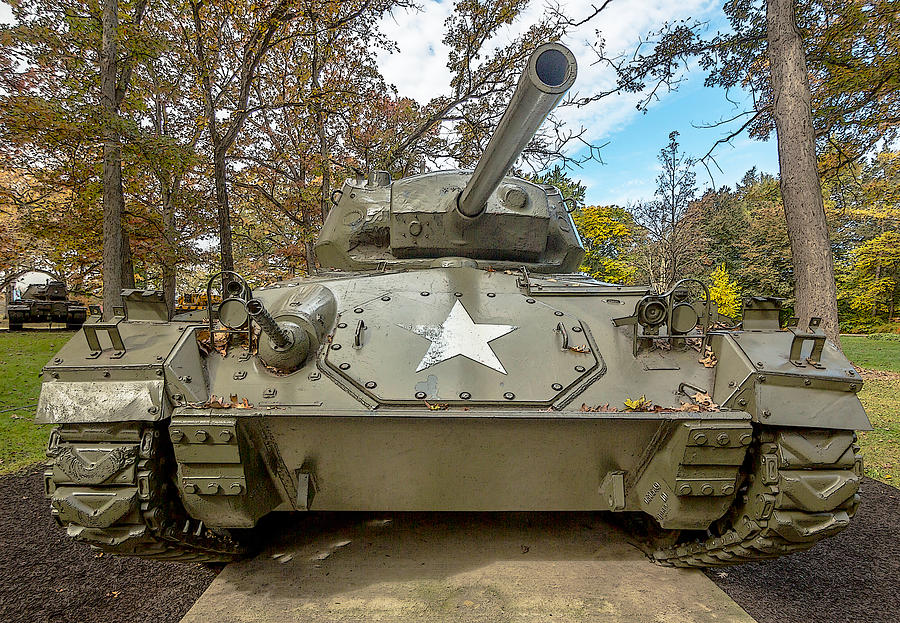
708,263,741,319
623,395,651,411
568,344,591,353
424,401,449,410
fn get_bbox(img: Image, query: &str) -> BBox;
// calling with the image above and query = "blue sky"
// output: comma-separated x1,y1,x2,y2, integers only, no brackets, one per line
573,72,781,207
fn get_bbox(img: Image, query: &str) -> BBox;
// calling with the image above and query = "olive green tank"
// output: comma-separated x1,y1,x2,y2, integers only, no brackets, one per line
8,281,87,330
35,42,870,567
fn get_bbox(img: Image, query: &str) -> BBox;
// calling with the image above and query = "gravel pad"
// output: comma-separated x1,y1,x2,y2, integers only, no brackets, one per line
707,477,900,623
0,467,216,623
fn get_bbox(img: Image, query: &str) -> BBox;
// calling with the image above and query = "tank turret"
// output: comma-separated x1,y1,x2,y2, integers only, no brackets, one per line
316,42,584,273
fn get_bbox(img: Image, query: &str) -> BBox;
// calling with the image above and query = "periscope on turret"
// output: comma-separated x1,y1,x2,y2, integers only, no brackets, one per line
34,42,869,567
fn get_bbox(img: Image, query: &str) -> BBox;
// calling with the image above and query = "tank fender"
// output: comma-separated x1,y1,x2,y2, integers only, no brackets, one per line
36,380,168,424
708,332,872,431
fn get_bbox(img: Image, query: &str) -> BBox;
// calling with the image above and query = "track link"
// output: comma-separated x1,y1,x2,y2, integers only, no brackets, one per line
45,422,246,563
653,427,862,567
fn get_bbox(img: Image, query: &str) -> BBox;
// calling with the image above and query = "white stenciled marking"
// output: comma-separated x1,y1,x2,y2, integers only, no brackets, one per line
400,300,517,374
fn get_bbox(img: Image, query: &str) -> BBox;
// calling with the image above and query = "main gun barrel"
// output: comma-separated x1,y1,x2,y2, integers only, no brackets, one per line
457,42,577,219
246,298,292,350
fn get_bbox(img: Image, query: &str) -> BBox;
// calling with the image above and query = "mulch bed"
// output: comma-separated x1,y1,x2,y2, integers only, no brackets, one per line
1,465,897,622
707,477,900,623
0,466,217,623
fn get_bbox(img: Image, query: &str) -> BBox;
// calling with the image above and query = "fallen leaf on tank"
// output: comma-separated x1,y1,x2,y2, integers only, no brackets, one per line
691,392,719,411
699,346,718,368
191,395,248,409
568,344,591,353
230,395,252,409
205,395,229,409
675,401,701,412
623,395,652,411
424,401,449,410
581,403,618,412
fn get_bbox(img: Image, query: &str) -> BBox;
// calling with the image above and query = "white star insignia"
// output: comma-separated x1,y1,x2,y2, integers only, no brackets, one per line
400,300,517,374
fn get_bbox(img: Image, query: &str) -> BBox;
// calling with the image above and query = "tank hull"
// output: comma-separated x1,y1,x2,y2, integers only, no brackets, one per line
36,268,869,566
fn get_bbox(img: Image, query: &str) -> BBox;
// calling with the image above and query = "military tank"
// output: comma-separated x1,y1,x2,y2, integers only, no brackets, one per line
7,281,87,330
35,42,869,567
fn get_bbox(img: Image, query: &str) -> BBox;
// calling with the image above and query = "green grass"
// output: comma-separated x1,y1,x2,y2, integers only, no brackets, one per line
842,334,900,373
843,334,900,486
857,380,900,485
0,332,72,474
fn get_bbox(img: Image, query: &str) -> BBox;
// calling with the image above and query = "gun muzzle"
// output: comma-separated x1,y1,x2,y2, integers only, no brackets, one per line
457,42,577,219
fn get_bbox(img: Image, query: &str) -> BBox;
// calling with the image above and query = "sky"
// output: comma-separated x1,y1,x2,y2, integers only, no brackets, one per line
376,0,780,207
0,0,779,208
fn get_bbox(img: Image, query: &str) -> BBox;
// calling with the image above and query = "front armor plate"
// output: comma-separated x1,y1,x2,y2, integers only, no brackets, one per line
325,292,601,405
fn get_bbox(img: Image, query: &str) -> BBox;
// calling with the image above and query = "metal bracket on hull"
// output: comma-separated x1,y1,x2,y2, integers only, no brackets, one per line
598,471,626,511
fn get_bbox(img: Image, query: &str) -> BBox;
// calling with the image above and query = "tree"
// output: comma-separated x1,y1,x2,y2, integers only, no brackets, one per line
767,0,840,341
631,132,700,292
101,0,147,316
527,165,586,206
709,263,741,318
571,205,637,284
839,231,900,324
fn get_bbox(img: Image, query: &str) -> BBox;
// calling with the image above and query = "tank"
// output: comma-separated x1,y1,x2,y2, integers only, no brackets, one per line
7,281,87,330
35,42,870,567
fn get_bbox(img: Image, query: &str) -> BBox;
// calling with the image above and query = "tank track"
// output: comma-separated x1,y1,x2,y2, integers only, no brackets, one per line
653,426,862,567
45,422,246,563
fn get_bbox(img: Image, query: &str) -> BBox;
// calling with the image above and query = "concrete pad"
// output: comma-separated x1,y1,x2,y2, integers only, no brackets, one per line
182,513,755,623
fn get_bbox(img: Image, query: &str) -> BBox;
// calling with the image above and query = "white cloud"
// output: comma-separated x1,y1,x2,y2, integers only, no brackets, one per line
377,2,455,102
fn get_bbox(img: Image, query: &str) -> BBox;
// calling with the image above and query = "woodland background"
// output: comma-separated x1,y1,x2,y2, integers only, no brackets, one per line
0,0,898,334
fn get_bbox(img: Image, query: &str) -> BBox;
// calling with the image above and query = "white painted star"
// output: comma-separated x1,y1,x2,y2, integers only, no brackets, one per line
400,300,517,374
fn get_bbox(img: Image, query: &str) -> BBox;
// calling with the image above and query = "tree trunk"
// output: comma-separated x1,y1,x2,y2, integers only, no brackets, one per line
100,0,125,319
311,32,330,222
162,191,177,320
766,0,841,345
213,150,234,276
122,229,135,289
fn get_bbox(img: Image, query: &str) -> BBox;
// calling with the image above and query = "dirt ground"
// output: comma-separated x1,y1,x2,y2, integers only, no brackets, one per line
1,467,897,623
706,477,900,623
0,466,218,623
